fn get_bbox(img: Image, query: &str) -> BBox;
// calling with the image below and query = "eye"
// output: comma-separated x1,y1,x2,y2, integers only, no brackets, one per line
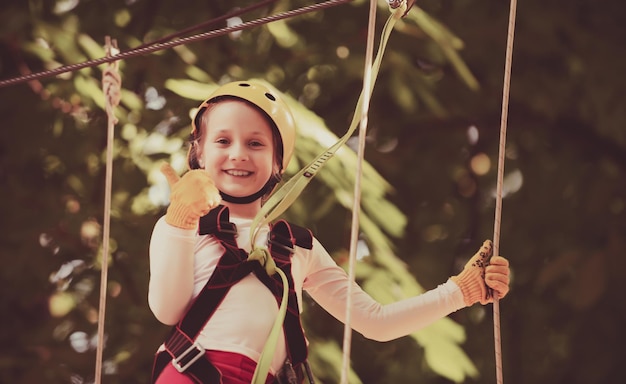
215,137,229,145
249,140,265,147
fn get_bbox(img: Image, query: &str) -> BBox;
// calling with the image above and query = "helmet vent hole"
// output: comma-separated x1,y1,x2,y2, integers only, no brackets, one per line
265,93,276,101
239,83,251,87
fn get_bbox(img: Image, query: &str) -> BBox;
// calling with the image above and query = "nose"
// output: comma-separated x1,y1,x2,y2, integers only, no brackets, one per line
228,141,249,162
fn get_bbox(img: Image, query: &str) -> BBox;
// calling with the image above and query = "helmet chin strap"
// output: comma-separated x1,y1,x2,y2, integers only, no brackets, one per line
219,178,277,204
219,188,266,204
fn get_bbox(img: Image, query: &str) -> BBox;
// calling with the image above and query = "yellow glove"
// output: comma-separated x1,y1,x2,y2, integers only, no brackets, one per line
486,254,510,300
161,163,221,229
451,240,510,306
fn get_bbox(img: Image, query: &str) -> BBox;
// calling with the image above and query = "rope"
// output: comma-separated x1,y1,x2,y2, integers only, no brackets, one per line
133,0,279,49
339,0,378,382
492,1,518,383
94,36,120,384
0,0,354,89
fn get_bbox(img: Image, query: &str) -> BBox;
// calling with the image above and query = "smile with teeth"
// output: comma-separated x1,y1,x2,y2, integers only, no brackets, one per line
225,169,252,177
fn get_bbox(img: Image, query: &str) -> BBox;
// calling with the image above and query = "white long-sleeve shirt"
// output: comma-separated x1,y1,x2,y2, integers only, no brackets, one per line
148,215,465,374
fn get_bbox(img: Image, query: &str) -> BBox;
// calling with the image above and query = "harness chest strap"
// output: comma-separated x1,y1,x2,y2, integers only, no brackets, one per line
151,205,313,383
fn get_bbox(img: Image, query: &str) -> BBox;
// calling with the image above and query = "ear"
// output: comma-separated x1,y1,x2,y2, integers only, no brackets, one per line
193,141,205,168
273,163,282,176
197,151,205,168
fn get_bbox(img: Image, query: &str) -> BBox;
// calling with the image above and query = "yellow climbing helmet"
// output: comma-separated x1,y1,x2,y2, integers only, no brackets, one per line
190,80,296,172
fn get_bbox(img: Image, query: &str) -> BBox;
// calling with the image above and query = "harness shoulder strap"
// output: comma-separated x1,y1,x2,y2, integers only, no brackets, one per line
265,219,313,367
270,219,313,256
178,205,247,334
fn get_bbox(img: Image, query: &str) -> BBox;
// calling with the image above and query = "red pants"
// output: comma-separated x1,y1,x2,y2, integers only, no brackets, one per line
155,350,275,384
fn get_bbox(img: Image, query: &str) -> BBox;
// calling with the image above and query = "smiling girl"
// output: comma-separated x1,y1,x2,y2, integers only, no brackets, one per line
148,80,510,384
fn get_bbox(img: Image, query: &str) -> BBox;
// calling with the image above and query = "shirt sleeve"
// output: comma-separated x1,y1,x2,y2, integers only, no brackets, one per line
148,216,197,325
302,238,466,342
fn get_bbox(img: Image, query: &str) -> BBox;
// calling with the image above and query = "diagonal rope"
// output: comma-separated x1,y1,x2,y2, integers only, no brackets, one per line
95,36,121,384
133,0,279,49
492,1,518,383
0,0,354,89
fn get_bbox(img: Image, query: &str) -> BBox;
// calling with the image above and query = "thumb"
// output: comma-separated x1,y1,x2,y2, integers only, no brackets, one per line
160,162,180,188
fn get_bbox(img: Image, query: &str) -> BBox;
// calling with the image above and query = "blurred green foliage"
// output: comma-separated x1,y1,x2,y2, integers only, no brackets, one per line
0,0,625,383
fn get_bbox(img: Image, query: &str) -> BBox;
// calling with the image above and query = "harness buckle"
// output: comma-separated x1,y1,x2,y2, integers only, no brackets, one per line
172,341,205,373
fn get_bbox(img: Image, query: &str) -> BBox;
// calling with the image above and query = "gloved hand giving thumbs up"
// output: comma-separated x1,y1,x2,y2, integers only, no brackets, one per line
161,163,222,229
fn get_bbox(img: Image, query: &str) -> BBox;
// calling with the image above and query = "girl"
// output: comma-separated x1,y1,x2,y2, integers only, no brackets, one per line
148,80,510,384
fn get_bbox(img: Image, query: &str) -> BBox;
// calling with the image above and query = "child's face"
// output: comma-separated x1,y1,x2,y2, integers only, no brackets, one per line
197,100,277,200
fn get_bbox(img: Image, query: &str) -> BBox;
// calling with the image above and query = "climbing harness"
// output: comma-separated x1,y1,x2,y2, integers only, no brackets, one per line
150,205,314,384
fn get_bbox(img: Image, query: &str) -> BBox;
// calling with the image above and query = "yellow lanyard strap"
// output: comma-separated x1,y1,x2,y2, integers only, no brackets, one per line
250,7,403,246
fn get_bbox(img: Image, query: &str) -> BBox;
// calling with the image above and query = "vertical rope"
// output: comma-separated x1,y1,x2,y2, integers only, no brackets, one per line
340,0,378,382
492,1,518,383
95,36,121,384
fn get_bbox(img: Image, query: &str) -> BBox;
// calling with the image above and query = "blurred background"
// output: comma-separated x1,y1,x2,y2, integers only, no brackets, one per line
1,0,624,383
